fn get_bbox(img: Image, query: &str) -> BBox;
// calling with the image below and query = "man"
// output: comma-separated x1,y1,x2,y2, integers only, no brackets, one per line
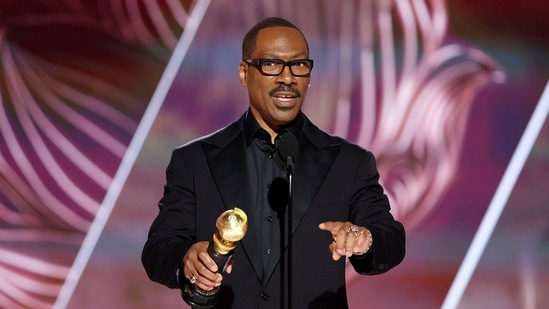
142,17,405,308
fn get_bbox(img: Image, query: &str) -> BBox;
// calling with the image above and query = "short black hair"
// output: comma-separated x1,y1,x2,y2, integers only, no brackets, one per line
241,17,308,60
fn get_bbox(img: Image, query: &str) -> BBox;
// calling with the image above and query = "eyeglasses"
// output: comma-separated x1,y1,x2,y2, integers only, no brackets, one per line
244,58,314,77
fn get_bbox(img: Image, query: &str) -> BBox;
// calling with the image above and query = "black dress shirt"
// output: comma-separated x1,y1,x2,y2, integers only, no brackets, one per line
243,110,303,280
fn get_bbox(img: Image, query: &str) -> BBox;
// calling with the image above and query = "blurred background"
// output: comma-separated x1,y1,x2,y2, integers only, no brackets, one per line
0,0,548,308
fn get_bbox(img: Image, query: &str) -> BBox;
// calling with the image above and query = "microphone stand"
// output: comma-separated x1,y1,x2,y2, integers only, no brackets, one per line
285,156,294,309
274,131,297,309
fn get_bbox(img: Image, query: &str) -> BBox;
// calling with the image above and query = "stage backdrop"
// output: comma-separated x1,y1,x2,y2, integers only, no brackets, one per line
0,1,547,308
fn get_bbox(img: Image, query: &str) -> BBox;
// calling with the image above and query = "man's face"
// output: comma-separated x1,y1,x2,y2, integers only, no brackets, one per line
239,26,310,136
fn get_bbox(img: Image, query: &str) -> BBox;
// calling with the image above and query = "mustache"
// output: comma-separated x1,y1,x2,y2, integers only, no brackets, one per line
269,85,302,98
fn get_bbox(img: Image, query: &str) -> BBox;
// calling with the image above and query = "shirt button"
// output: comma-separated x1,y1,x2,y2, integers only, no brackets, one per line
261,293,270,300
266,248,271,255
267,216,273,222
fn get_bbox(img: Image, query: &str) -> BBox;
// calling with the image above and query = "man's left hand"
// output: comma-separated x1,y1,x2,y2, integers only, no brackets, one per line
318,221,372,261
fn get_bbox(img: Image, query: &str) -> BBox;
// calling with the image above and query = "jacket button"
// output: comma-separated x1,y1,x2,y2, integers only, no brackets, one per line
377,263,387,270
261,293,270,300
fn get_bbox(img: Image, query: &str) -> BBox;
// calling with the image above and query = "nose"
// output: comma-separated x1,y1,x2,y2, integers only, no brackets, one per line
275,65,296,85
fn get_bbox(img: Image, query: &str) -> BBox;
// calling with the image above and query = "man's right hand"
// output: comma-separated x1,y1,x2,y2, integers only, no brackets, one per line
182,241,231,291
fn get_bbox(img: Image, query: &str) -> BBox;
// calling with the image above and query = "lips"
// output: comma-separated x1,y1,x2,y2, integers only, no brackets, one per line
273,92,297,99
272,90,298,105
269,86,302,108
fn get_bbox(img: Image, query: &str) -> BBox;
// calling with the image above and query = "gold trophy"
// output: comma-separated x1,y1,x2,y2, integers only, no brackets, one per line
182,207,248,308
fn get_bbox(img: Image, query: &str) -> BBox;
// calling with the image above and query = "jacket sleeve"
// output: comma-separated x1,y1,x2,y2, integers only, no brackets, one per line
141,147,197,289
347,150,406,275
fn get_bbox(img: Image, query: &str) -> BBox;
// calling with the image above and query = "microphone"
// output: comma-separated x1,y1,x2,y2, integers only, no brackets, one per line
274,131,298,173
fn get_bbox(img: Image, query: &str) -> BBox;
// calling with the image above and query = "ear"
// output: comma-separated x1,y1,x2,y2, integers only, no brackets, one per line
238,61,248,87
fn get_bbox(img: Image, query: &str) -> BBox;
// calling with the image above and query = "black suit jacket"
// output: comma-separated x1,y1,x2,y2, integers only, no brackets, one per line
142,112,405,308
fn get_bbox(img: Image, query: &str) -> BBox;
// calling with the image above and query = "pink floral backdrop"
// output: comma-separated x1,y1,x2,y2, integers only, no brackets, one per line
0,0,547,308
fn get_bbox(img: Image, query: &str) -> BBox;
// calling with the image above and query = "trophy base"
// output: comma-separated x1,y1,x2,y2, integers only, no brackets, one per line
181,283,220,309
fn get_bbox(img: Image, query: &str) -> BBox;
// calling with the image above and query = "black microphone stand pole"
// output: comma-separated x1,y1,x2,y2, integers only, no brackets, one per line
275,131,297,309
285,156,294,309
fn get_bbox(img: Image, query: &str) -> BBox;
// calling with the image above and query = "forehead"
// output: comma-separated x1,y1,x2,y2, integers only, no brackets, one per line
253,26,308,58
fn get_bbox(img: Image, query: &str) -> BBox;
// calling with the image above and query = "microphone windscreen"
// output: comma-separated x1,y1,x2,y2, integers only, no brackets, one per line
274,131,298,171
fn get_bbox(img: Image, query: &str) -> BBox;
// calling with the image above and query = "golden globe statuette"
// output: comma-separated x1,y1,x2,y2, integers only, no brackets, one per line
182,207,248,309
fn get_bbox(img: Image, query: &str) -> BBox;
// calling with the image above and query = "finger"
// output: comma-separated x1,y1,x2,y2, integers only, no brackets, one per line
319,221,345,239
192,273,221,291
183,242,223,290
344,229,359,256
192,261,223,290
319,221,343,232
182,242,208,275
334,225,350,256
352,229,367,252
318,221,332,231
196,254,222,283
225,258,234,274
328,241,342,261
198,250,219,273
345,225,372,256
352,228,372,254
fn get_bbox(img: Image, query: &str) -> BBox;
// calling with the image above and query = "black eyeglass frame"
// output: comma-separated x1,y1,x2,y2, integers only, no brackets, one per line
244,58,314,77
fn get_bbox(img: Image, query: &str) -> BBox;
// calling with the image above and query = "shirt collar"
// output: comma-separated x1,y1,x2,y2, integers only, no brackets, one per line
244,109,304,147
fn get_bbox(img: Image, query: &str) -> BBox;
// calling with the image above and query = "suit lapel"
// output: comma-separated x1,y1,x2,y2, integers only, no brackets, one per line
203,118,264,283
292,136,339,234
